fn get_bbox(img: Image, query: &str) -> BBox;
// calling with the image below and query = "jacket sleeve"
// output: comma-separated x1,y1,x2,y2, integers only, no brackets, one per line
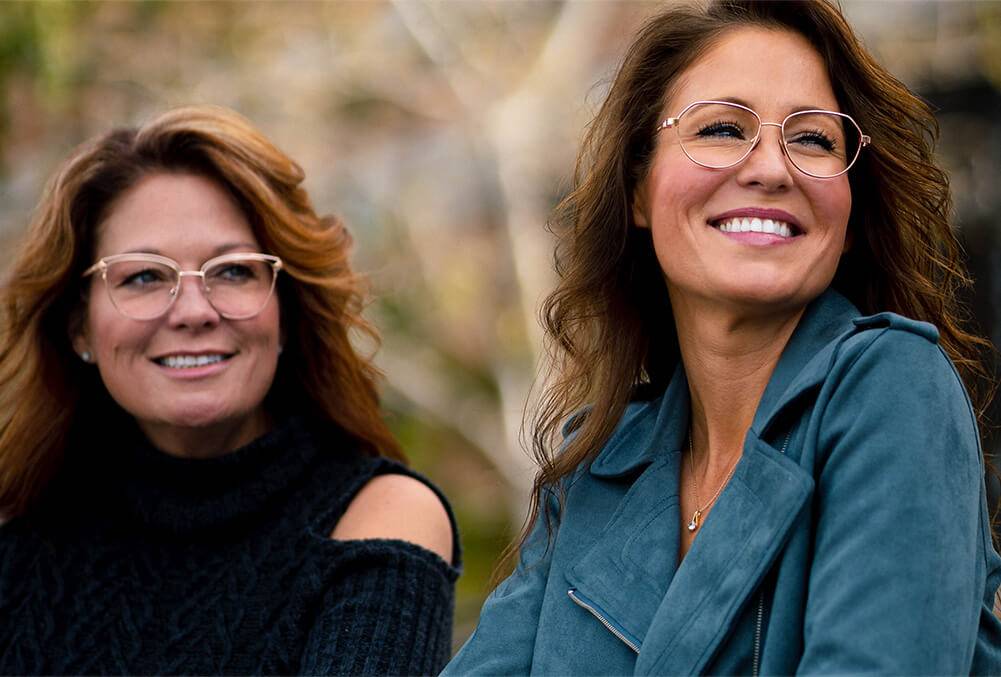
298,539,459,676
442,489,560,676
797,328,993,674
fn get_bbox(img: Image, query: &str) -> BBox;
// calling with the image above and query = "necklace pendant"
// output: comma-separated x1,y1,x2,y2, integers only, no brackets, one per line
687,509,701,532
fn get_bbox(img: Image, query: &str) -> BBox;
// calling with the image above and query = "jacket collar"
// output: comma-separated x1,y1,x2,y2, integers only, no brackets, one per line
750,288,860,438
588,367,689,478
589,288,860,479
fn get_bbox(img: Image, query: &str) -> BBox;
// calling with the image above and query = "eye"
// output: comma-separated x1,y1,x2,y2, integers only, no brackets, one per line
788,130,837,152
211,263,258,282
119,268,169,288
697,119,747,140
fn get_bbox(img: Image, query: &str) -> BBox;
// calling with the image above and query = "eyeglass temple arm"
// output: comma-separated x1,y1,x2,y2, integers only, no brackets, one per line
82,261,107,277
657,118,679,133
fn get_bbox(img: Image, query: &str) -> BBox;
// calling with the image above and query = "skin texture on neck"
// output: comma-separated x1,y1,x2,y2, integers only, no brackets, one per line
673,291,804,475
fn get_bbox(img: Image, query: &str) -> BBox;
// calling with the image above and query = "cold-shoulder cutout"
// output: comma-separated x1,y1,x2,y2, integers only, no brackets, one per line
330,472,454,563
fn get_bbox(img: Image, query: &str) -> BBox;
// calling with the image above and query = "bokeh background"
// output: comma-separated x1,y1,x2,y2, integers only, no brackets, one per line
2,0,1000,648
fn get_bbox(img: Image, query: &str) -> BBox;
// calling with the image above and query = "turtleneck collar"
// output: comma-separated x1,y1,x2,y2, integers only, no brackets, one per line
61,416,338,538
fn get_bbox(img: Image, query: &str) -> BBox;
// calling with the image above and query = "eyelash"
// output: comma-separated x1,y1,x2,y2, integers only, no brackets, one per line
697,120,746,137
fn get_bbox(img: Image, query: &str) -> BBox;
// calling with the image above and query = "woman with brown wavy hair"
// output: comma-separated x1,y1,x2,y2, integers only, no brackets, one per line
0,105,457,675
445,1,1001,674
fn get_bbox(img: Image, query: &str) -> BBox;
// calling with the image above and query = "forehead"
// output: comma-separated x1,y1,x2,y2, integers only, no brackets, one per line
666,26,840,116
95,172,259,258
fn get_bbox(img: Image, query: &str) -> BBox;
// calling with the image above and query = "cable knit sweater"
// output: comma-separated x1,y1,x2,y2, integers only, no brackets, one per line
0,416,460,675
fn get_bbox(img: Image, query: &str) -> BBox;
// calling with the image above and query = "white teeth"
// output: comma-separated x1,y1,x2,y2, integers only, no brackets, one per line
159,354,227,369
716,217,794,238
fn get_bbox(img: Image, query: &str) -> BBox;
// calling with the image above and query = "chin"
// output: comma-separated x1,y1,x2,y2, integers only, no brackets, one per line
153,399,244,430
718,281,820,314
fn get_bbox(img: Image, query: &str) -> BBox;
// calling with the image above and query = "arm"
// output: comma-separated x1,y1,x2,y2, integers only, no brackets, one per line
299,538,458,676
301,473,458,675
442,488,560,676
798,329,987,674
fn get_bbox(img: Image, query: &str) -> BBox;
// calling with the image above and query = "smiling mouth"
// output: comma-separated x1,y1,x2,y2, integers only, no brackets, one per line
153,354,234,369
710,216,801,238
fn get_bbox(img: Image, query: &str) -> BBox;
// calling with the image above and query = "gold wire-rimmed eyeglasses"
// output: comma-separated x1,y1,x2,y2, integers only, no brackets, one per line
82,252,283,321
656,100,871,179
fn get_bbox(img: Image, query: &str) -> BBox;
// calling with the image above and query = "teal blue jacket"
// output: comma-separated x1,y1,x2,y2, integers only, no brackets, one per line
445,290,1001,675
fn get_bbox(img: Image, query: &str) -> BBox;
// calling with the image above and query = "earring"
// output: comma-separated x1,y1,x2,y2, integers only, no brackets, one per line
80,351,93,363
277,344,284,355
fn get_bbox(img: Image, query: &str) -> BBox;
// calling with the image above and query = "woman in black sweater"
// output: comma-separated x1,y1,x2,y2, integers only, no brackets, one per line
0,105,458,675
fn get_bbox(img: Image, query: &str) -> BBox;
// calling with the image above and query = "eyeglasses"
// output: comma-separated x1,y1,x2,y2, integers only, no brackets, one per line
656,100,871,179
82,252,283,320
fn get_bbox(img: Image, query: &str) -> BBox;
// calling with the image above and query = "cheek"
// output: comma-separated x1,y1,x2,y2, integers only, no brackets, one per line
811,177,853,232
649,163,722,225
87,303,150,360
255,304,281,347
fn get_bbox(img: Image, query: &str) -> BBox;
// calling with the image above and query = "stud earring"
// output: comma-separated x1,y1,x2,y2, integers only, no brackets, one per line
80,351,93,363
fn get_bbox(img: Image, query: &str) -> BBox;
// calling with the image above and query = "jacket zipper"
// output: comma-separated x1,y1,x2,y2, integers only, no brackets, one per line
567,588,640,654
753,429,793,676
752,593,764,676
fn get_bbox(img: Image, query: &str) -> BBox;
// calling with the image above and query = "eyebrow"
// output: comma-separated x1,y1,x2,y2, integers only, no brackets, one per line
116,242,261,258
710,96,838,114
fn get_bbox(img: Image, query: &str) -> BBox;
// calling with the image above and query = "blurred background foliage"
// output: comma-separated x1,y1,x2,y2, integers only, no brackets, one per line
1,0,999,647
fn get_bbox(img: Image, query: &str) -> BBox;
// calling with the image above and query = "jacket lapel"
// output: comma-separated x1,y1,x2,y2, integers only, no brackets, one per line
564,369,690,650
634,434,814,674
565,453,683,650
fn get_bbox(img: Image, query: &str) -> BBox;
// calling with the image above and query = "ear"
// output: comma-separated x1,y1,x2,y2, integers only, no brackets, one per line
842,226,854,253
68,305,91,360
632,180,650,229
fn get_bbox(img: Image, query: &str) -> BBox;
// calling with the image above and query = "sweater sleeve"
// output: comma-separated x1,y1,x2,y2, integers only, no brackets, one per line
299,539,458,676
797,328,997,674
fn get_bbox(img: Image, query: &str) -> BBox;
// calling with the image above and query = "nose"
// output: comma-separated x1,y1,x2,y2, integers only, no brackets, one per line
735,122,794,191
166,273,220,328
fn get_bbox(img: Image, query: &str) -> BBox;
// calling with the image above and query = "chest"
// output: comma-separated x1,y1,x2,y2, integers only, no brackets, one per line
0,522,327,675
529,421,814,675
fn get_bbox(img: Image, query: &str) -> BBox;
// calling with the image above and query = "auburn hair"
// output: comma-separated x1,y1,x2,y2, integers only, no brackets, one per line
507,0,994,568
0,105,403,518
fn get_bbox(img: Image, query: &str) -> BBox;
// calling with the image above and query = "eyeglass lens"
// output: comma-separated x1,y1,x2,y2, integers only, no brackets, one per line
676,102,861,177
103,257,277,320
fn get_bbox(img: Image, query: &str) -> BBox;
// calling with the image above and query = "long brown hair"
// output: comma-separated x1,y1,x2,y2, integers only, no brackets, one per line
0,105,403,518
510,0,995,565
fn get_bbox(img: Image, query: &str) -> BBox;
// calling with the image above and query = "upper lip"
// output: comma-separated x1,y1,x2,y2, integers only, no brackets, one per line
708,208,804,234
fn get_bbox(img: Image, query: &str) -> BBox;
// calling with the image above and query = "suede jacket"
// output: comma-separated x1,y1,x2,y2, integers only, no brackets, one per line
444,290,1001,675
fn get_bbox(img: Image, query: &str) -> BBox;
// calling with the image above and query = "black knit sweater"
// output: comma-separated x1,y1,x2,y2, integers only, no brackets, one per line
0,417,460,675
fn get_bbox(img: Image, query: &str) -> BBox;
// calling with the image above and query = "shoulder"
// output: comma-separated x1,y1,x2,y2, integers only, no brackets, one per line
830,312,966,399
331,471,455,564
816,312,980,467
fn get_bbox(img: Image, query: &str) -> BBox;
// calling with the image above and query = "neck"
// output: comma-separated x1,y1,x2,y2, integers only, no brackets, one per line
672,292,803,474
138,410,273,459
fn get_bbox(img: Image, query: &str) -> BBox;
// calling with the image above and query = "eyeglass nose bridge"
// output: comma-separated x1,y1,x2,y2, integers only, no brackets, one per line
744,121,792,164
168,270,215,304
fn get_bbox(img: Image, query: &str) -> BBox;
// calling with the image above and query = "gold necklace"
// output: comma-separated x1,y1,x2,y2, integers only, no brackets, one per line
686,433,739,532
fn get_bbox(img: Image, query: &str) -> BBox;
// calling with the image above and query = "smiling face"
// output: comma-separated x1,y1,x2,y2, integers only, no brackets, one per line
632,26,853,316
74,172,281,455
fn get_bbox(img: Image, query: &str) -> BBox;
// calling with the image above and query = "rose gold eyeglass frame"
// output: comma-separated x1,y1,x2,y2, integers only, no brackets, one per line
656,100,872,179
82,252,283,320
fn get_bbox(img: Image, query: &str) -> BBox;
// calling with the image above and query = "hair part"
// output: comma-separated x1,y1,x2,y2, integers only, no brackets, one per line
0,105,403,518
